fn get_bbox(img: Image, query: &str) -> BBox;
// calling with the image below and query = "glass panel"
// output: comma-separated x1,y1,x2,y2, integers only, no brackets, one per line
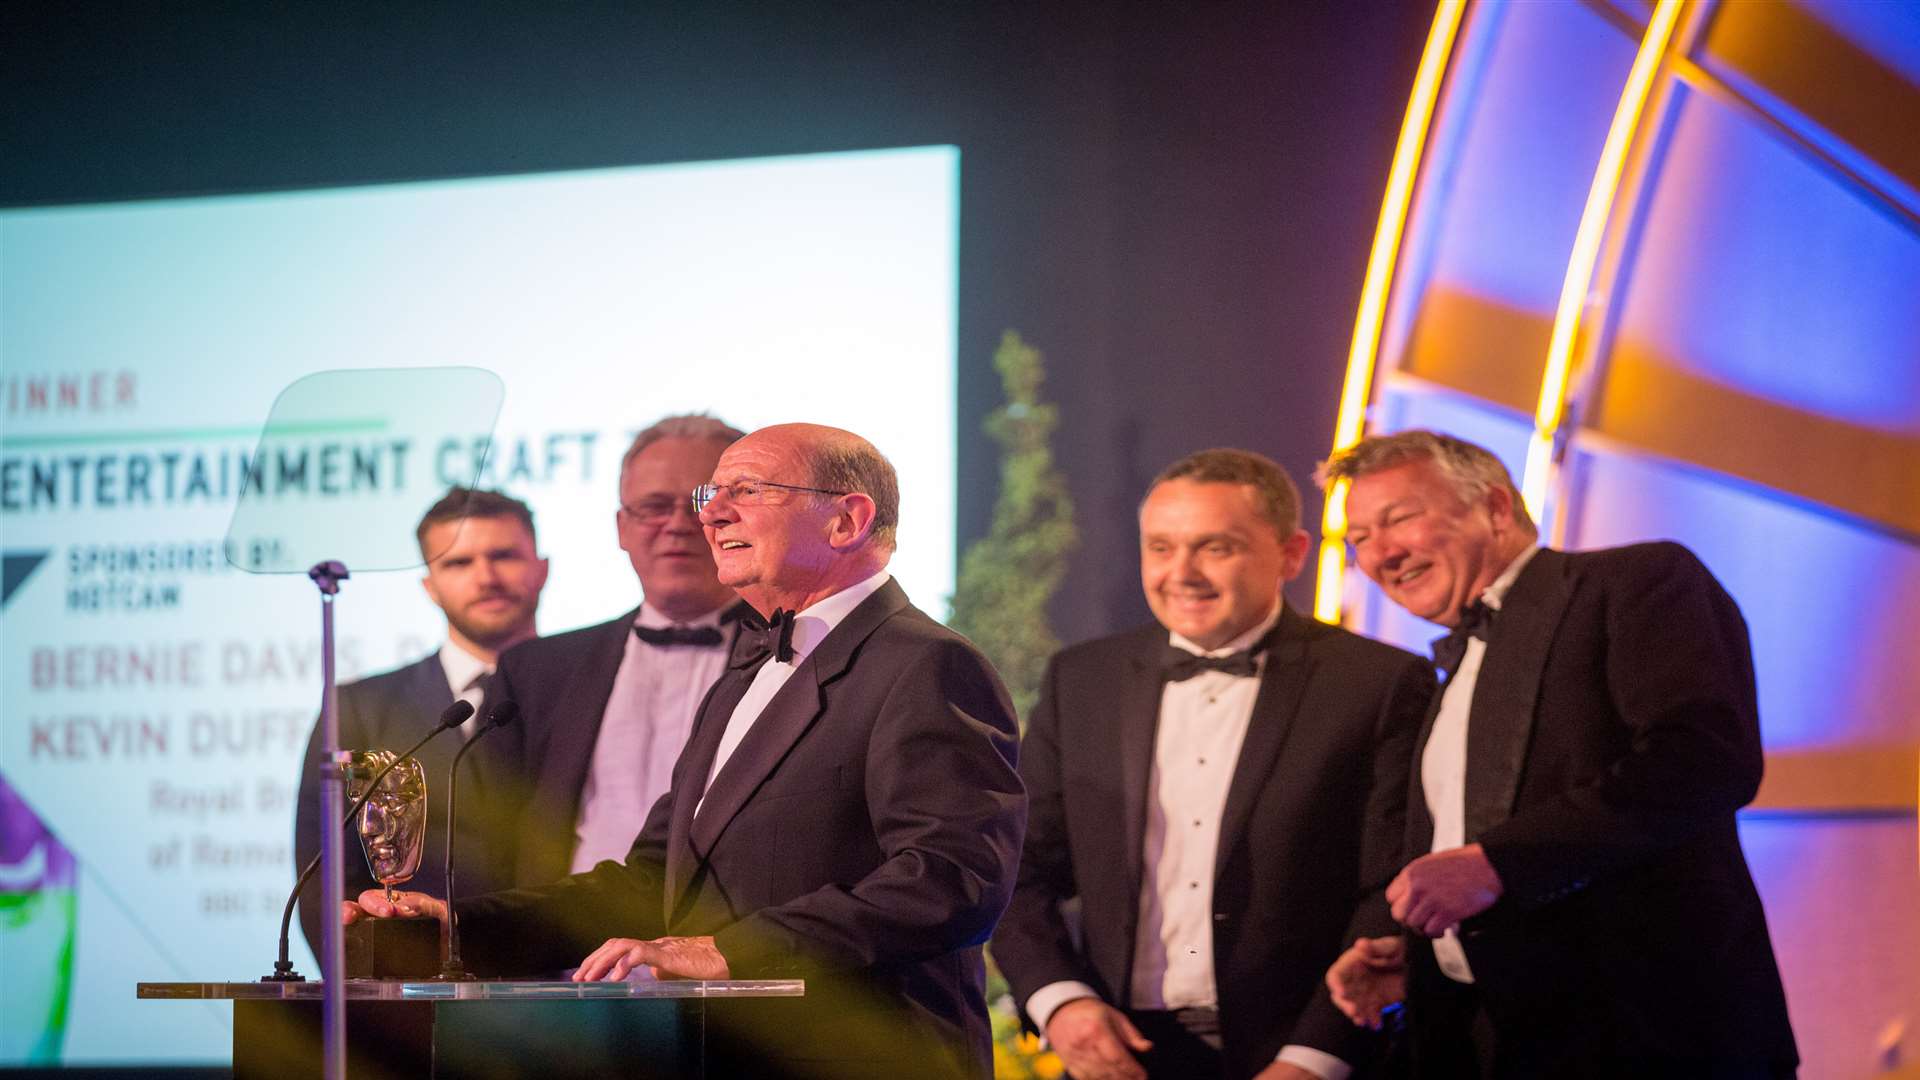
222,368,504,575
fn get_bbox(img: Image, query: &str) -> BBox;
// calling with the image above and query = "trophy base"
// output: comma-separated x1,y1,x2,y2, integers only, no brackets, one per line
345,916,440,979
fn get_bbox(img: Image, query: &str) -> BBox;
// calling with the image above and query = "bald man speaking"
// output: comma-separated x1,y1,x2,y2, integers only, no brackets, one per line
349,423,1025,1079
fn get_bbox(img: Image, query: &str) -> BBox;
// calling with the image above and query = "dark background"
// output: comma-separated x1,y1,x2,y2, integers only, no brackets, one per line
2,0,1428,644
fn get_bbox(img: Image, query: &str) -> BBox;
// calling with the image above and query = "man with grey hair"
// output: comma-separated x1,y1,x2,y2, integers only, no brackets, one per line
994,447,1433,1080
485,413,753,887
1319,429,1796,1077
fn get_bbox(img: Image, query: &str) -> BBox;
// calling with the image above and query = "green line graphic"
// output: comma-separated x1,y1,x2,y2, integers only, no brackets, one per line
1,419,390,450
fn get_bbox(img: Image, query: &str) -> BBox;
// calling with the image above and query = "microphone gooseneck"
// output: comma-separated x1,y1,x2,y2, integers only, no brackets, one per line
265,698,475,982
437,698,518,981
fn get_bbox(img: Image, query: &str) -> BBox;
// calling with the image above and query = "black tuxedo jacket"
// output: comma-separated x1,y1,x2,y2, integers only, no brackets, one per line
455,579,1025,1078
292,654,516,953
993,606,1434,1079
1412,543,1797,1072
487,602,749,886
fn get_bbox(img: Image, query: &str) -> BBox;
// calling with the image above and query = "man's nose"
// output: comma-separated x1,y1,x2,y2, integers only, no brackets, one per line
697,488,735,527
1365,540,1406,576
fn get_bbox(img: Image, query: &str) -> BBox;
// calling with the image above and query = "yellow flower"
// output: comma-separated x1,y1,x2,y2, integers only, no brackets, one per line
1033,1051,1065,1079
1016,1031,1042,1056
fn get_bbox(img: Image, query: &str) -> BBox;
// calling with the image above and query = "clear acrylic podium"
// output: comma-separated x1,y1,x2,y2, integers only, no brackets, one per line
139,979,804,1079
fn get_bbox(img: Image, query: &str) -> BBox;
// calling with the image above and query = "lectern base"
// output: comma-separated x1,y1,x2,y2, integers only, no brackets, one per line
234,998,700,1079
139,979,803,1080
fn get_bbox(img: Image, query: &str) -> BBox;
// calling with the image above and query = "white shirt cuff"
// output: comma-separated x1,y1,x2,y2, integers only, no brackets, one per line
1278,1043,1350,1080
1025,980,1102,1035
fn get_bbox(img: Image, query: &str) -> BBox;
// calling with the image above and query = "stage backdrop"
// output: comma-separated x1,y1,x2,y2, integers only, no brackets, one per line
0,144,959,1065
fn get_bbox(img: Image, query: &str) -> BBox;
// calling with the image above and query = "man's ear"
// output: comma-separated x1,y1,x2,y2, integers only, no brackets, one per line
1278,529,1312,582
1484,484,1519,532
827,493,878,550
421,571,443,610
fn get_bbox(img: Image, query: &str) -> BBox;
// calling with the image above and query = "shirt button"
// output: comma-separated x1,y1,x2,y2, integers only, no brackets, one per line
1197,757,1206,765
1192,819,1202,827
1189,881,1199,889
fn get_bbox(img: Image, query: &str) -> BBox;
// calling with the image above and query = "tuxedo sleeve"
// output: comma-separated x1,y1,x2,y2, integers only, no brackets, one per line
712,638,1025,978
1477,543,1764,911
989,652,1097,1028
451,788,675,976
1287,652,1433,1057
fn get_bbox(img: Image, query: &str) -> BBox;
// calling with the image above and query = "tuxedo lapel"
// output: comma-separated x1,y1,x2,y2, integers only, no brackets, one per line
664,665,759,908
528,609,636,804
1214,608,1314,878
688,663,825,858
677,582,911,900
1117,642,1164,904
1464,548,1570,839
1405,664,1449,855
393,654,462,800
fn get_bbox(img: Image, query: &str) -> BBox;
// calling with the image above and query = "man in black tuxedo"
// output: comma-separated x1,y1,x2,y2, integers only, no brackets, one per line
350,423,1025,1078
485,414,751,889
993,449,1433,1080
293,486,549,952
1320,430,1797,1078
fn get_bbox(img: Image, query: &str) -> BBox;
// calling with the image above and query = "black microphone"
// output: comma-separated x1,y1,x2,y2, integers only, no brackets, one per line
266,699,476,982
437,698,517,981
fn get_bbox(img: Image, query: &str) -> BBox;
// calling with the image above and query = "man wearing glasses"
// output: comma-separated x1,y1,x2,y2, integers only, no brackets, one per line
489,414,751,889
352,423,1024,1078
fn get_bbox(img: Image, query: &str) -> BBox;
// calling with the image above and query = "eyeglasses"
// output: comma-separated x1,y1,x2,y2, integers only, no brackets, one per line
690,480,849,513
618,496,697,526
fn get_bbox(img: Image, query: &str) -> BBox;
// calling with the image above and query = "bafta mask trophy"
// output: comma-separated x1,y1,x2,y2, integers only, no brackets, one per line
347,750,427,903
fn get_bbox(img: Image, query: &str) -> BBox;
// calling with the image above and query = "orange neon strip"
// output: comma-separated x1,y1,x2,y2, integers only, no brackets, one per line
1313,0,1468,624
1521,0,1685,520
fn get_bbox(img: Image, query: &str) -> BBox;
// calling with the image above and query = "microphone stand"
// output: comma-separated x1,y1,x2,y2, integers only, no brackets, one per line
267,699,475,982
437,700,517,981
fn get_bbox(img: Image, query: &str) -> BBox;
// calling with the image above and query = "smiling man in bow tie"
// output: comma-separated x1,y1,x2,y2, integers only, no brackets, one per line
1319,430,1796,1079
993,448,1432,1080
350,422,1024,1079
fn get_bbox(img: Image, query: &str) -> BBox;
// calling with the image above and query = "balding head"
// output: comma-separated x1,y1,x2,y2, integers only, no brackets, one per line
697,423,898,615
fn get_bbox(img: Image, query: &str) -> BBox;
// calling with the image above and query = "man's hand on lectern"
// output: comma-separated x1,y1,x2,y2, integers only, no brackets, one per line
343,888,449,925
573,935,730,982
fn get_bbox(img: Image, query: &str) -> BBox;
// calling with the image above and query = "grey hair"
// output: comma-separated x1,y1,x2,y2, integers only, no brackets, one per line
1316,429,1537,535
806,434,900,551
620,414,745,475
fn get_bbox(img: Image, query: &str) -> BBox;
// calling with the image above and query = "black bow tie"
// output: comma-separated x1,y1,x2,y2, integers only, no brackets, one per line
632,623,724,648
1163,647,1260,682
730,608,796,668
1431,601,1495,680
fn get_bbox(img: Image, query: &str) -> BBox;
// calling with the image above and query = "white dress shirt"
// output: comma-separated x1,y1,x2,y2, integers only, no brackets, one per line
700,569,891,802
1025,606,1348,1080
1423,544,1539,983
436,640,493,739
569,602,732,873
